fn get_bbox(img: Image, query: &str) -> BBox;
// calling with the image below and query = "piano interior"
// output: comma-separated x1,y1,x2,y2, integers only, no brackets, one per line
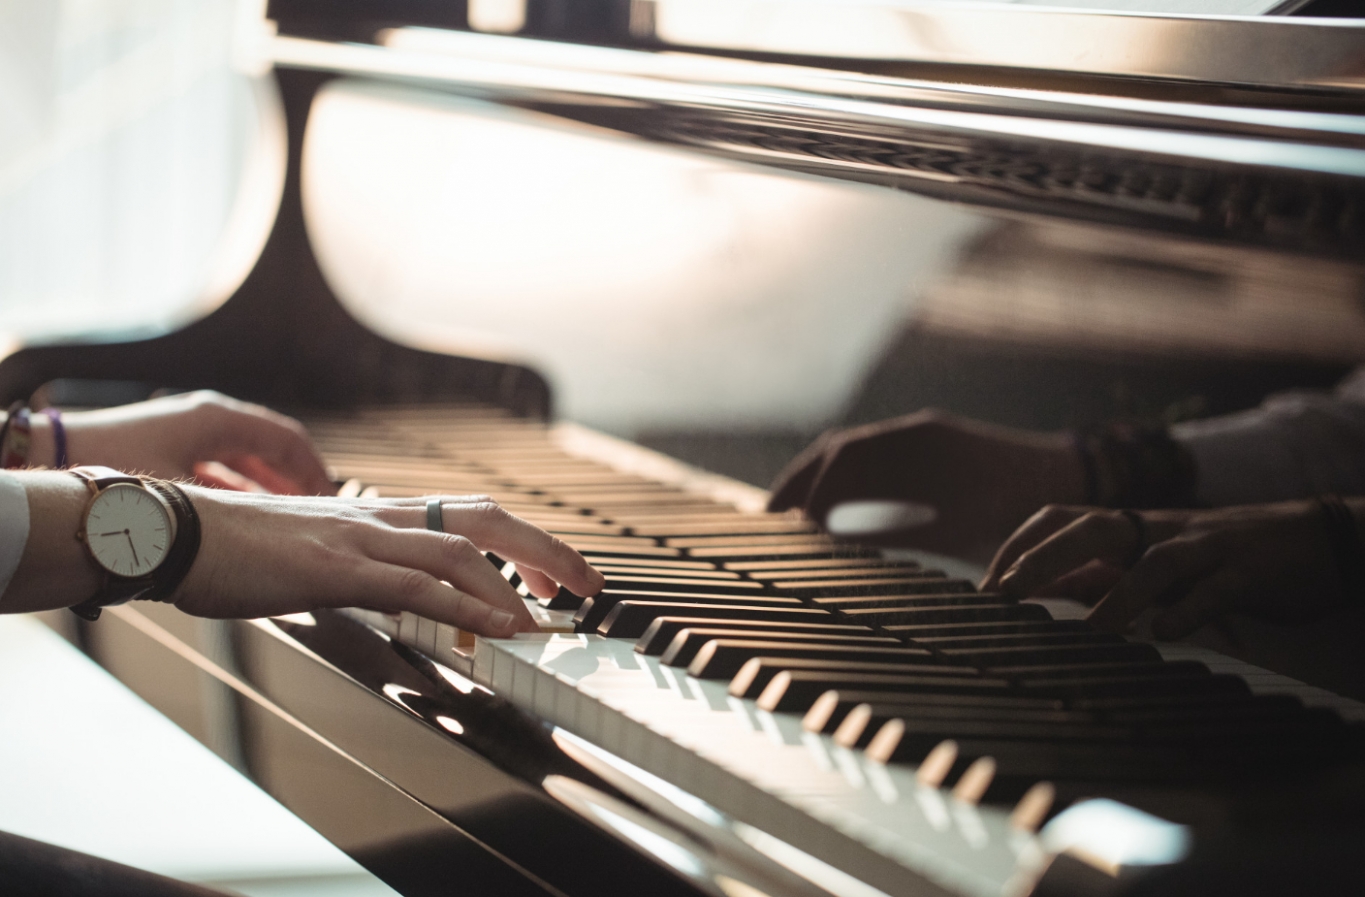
5,1,1365,895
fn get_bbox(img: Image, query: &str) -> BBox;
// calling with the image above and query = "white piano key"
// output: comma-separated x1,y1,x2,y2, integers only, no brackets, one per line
470,636,1022,897
416,615,437,656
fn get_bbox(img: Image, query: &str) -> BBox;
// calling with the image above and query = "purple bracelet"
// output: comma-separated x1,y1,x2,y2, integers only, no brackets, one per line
42,407,67,468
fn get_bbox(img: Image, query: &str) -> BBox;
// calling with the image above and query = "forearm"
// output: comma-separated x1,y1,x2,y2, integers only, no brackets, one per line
1174,394,1365,507
1,472,100,614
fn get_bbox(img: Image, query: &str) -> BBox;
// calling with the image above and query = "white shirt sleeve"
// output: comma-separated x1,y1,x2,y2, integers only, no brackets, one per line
1173,366,1365,507
0,472,31,605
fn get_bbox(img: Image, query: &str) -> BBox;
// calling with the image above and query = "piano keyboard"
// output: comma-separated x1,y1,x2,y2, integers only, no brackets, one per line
308,404,1365,897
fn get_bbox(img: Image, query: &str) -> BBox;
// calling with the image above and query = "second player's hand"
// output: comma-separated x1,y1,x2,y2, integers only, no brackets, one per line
984,501,1354,640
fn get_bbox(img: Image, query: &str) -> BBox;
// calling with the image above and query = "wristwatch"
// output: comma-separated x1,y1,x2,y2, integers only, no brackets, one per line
70,466,177,620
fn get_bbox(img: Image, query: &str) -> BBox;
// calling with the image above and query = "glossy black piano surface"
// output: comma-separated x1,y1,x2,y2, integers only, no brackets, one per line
6,2,1365,895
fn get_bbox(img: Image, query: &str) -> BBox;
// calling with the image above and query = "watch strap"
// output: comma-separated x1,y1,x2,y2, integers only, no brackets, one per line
69,475,202,622
143,480,201,604
70,465,143,491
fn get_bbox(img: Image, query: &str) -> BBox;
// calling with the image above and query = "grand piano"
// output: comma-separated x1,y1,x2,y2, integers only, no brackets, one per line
6,1,1365,895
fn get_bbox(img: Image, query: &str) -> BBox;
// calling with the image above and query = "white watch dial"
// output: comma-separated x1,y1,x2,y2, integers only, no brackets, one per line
85,484,173,577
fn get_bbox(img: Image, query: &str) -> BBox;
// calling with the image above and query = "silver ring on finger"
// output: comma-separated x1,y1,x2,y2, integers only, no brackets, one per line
426,498,444,532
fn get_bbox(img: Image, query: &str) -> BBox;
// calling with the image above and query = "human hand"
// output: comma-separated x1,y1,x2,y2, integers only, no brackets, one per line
982,501,1353,640
768,410,1085,558
175,490,606,636
32,391,331,495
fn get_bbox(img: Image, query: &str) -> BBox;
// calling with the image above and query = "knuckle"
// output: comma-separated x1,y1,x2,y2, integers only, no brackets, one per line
468,498,504,516
190,389,229,409
392,567,432,599
1079,509,1109,526
440,533,480,557
1038,504,1076,523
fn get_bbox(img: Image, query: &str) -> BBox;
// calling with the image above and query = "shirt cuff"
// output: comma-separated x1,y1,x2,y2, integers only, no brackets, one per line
0,472,31,605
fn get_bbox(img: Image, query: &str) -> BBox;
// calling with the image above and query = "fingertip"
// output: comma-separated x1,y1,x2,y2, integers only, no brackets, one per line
488,610,518,636
585,563,606,593
996,567,1024,597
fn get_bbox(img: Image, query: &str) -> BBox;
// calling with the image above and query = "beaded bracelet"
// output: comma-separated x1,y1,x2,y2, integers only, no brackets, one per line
41,407,68,468
1317,494,1364,610
0,401,32,469
1073,422,1198,509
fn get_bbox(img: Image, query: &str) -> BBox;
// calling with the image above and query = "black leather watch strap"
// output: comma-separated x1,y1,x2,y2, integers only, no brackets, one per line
143,480,201,604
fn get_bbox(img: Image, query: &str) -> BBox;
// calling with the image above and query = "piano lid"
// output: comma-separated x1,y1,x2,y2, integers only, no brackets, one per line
269,18,1365,261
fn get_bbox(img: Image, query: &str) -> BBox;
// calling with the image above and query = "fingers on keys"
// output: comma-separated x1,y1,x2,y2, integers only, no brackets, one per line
1085,536,1220,635
373,496,605,599
992,507,1139,597
367,529,536,634
364,559,524,637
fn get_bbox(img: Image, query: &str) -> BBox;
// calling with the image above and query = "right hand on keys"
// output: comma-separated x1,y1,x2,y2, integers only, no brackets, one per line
174,490,605,636
5,473,604,638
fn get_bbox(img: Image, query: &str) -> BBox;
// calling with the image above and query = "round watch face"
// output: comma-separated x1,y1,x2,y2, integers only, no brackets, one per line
85,484,173,577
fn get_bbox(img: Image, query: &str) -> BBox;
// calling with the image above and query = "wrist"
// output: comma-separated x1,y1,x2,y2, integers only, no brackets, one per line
4,472,102,613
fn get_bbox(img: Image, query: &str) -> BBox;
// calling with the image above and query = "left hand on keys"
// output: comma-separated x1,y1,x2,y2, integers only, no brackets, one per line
31,390,333,495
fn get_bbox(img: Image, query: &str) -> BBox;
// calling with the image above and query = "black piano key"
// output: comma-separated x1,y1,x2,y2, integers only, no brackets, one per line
592,566,742,580
687,545,880,561
634,617,873,654
574,589,801,633
883,619,1093,639
579,557,720,572
803,690,1065,734
1017,673,1251,699
912,631,1123,650
834,703,1106,748
839,602,1052,627
540,586,587,610
781,579,977,598
563,534,665,550
686,640,936,680
868,710,1353,768
739,664,999,703
628,519,817,538
833,698,1317,752
999,660,1211,681
598,602,836,639
801,680,1285,736
1104,694,1306,723
724,558,912,572
666,535,841,549
866,727,1199,782
659,629,901,667
812,593,1009,611
579,545,686,559
748,566,938,582
944,642,1161,668
597,575,768,595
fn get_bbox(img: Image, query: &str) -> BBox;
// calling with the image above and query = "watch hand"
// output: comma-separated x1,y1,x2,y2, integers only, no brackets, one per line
124,532,141,567
96,531,126,537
